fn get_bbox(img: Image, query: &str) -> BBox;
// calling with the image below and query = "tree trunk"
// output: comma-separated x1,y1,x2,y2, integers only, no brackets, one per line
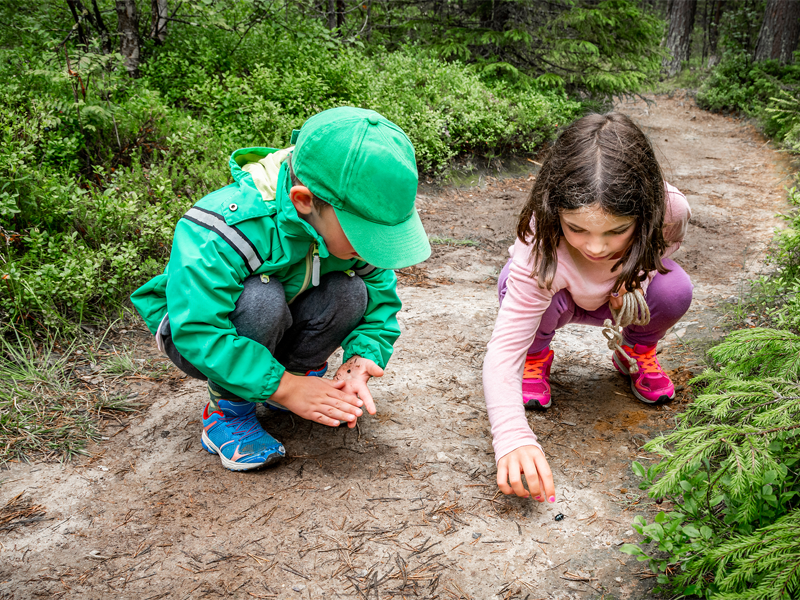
150,0,168,44
662,0,698,76
336,0,344,29
327,0,336,30
755,0,800,64
65,0,90,48
115,0,141,77
706,0,726,67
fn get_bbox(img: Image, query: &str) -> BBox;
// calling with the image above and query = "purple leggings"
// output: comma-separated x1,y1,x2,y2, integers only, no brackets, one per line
498,258,693,354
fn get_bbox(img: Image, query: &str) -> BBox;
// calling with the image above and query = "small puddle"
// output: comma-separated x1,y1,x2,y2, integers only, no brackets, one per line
593,410,652,434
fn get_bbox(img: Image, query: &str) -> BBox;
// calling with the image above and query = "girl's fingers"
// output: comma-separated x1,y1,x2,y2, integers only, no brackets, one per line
496,462,513,495
506,458,529,498
519,454,541,500
533,449,556,502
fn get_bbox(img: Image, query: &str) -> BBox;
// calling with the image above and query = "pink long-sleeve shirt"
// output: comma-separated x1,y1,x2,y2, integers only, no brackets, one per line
483,184,691,462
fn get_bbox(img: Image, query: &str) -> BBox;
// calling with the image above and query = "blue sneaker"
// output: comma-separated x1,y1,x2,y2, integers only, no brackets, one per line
201,400,285,471
264,362,328,412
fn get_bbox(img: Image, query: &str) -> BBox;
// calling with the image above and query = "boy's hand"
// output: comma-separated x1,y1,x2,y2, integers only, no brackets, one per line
271,373,364,428
333,356,384,416
497,445,556,502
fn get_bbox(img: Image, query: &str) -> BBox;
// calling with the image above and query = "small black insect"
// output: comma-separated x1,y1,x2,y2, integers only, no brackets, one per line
554,513,565,521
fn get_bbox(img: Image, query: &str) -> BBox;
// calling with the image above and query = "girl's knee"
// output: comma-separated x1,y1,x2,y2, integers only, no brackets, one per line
650,262,693,318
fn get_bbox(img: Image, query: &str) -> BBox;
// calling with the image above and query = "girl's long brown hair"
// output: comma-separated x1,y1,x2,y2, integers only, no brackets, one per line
516,112,669,292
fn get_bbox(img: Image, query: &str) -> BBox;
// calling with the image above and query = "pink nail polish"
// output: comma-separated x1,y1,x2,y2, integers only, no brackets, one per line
548,496,555,503
534,496,541,501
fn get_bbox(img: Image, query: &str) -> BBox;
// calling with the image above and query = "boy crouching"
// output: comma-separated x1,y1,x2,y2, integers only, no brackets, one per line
130,107,430,470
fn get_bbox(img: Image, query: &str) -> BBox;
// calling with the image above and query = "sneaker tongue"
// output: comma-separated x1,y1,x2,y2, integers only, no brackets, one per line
633,343,657,354
218,399,255,417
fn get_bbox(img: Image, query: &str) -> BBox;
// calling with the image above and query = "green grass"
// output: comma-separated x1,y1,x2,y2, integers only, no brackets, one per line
0,334,156,463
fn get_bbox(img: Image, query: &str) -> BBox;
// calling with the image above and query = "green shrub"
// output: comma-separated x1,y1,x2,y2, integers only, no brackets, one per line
697,51,800,150
623,329,800,598
0,22,582,330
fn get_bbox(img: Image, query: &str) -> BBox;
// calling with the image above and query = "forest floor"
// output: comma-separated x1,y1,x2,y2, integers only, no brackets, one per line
0,92,795,600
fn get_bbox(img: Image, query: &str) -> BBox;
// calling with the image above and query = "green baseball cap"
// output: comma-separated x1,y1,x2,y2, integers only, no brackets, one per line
292,107,430,270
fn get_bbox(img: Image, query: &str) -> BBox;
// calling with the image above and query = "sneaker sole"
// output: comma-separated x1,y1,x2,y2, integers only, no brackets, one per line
612,354,674,405
523,397,552,410
201,431,284,472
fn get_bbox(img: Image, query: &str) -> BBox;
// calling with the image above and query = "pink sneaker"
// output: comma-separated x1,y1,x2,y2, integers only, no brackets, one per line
522,348,554,409
612,342,674,404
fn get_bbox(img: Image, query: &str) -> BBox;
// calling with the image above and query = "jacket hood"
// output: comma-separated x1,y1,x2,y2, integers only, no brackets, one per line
229,147,330,260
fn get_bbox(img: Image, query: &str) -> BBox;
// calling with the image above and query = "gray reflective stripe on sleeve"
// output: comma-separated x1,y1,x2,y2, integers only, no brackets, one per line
354,264,377,277
182,207,264,273
155,313,169,356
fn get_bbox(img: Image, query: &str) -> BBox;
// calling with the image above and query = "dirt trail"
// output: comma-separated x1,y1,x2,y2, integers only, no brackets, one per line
0,94,793,600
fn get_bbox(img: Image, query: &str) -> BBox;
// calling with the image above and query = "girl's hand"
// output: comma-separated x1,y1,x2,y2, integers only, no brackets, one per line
497,445,555,502
609,289,627,311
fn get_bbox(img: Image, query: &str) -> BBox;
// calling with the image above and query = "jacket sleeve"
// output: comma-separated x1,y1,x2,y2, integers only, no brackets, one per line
340,263,401,369
483,257,555,463
165,217,285,401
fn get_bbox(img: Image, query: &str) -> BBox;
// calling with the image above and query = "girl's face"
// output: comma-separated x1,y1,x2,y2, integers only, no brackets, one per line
559,204,636,263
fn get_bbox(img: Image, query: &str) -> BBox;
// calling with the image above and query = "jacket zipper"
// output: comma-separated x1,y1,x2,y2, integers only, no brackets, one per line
288,243,318,304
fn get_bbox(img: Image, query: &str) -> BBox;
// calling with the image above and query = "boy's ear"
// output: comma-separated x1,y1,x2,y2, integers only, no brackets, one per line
289,185,314,215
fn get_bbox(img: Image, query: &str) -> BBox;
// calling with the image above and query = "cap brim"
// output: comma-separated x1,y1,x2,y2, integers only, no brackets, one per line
334,207,431,270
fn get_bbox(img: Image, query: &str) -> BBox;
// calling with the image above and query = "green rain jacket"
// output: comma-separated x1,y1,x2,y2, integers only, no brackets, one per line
130,147,402,402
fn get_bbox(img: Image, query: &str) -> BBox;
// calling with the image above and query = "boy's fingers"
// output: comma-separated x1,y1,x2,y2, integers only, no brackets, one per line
354,381,377,415
326,407,358,423
330,388,363,407
329,400,362,418
365,362,384,378
315,413,341,427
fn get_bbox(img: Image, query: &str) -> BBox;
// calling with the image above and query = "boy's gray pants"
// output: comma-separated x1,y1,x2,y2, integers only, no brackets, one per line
160,272,368,401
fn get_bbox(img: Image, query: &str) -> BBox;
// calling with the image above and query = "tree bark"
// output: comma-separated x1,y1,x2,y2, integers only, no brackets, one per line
706,0,726,67
662,0,698,76
150,0,168,44
115,0,141,77
65,0,90,48
755,0,800,64
336,0,344,29
327,0,336,30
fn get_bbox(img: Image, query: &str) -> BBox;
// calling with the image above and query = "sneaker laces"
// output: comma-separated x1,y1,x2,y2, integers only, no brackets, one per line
602,288,650,375
523,354,547,380
629,345,663,375
224,410,263,443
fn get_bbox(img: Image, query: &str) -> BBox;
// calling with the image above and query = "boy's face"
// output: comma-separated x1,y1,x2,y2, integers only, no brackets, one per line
290,185,358,260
